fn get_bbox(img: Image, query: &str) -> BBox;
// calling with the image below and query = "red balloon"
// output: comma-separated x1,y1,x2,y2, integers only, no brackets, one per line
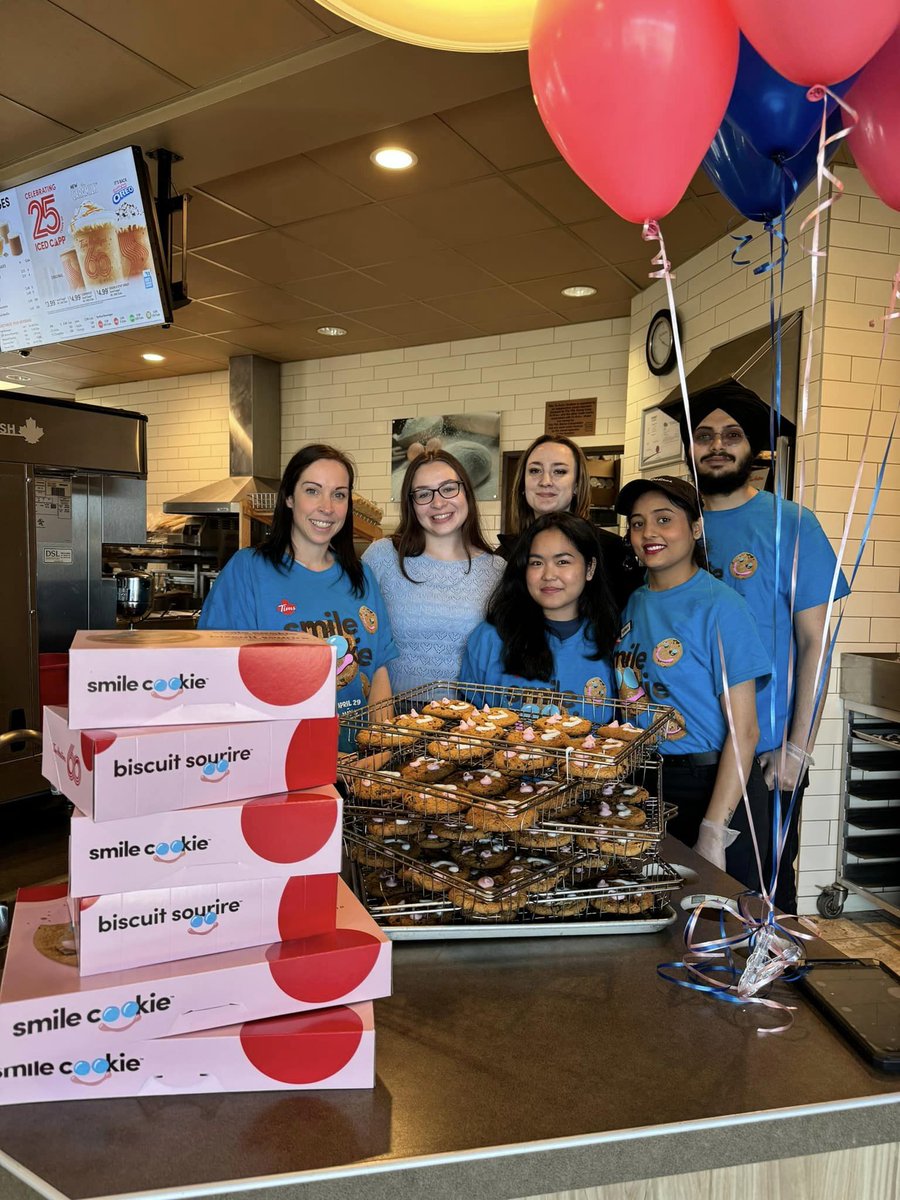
728,0,900,86
529,0,739,225
846,28,900,210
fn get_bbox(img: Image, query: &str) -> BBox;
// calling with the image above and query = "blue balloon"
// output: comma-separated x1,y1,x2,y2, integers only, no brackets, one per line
702,109,842,225
726,36,856,162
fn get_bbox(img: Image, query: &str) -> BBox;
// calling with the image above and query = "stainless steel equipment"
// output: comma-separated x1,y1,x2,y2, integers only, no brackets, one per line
115,569,154,624
818,652,900,920
0,392,147,804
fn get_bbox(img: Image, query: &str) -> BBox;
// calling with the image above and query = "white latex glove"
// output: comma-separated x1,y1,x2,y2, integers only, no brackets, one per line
759,743,811,792
693,819,740,871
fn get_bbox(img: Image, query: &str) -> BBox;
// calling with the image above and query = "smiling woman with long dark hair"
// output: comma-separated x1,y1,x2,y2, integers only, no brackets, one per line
199,443,397,737
461,512,618,712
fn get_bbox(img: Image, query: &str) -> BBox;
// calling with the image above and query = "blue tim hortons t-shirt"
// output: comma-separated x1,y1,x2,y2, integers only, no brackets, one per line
702,491,850,752
460,620,616,722
615,570,771,756
198,549,398,743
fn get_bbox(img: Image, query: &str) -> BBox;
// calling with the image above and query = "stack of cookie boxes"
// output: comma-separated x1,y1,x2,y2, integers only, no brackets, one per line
0,630,392,1105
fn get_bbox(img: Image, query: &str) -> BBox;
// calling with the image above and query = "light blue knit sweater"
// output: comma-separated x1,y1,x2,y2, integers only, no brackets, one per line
362,538,505,694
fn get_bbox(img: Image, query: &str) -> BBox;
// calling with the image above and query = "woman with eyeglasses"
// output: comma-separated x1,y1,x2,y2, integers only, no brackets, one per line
199,443,397,742
500,434,641,611
362,449,504,694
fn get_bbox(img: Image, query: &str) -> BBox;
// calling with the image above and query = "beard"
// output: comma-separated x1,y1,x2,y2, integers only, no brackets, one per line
695,449,756,495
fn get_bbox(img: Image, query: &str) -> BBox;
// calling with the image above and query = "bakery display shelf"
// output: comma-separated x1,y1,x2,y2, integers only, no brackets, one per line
846,779,899,803
850,724,900,750
843,833,900,860
345,856,681,939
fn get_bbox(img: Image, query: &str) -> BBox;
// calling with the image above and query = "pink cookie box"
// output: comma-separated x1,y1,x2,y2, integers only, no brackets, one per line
0,1002,374,1105
67,629,336,730
68,785,343,899
72,873,339,977
0,881,391,1057
43,706,339,822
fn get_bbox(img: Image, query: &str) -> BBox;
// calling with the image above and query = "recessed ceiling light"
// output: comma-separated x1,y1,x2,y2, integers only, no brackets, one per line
142,352,165,362
5,373,30,382
562,285,598,298
370,147,417,170
317,326,348,337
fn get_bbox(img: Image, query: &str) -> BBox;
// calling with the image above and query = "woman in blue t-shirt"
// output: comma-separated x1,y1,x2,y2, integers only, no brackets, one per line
199,443,397,736
461,512,618,718
614,476,770,888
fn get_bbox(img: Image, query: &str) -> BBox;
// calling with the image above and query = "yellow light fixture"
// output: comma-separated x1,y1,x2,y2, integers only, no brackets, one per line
562,285,597,298
371,147,417,170
142,353,165,362
314,0,537,52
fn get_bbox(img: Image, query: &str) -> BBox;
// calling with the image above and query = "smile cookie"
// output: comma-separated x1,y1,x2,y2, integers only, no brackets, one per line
652,637,683,667
730,551,758,580
327,631,358,690
662,708,687,741
583,677,608,703
358,605,378,634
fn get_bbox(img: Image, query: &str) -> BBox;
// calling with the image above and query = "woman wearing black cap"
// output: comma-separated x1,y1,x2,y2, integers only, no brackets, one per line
614,476,771,888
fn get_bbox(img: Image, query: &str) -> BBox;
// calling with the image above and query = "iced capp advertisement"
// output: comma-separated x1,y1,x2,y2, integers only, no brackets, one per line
0,146,169,353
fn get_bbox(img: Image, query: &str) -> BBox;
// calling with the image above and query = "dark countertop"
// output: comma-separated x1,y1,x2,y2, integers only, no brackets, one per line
0,840,898,1200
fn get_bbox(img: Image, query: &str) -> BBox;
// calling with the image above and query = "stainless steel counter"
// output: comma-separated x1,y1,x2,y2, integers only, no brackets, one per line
0,840,897,1200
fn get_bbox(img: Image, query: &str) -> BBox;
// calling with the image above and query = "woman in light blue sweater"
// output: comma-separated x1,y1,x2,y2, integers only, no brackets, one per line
362,449,504,695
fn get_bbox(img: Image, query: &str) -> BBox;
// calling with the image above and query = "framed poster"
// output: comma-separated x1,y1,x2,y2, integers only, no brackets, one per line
391,413,500,502
639,406,683,470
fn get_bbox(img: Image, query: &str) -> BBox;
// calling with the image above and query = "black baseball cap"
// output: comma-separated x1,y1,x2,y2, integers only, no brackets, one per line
615,475,702,519
658,378,795,456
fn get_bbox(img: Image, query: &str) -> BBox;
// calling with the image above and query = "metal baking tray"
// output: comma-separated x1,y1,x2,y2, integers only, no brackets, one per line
345,856,682,939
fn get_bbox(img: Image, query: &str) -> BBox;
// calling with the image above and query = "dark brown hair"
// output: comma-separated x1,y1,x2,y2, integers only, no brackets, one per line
509,435,591,534
391,449,494,583
256,443,365,596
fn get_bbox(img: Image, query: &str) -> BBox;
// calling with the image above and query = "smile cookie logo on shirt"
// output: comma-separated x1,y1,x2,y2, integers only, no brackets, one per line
662,708,687,741
652,638,683,667
616,665,649,714
358,605,378,634
583,677,607,702
730,552,758,579
327,633,359,690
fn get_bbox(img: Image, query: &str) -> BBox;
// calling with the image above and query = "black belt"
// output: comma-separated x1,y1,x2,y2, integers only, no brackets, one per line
664,751,720,767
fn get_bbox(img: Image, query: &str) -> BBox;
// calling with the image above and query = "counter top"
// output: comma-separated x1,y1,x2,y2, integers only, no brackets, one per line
0,841,897,1200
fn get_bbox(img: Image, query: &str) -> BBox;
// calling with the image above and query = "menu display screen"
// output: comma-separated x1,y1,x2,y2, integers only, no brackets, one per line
0,146,172,353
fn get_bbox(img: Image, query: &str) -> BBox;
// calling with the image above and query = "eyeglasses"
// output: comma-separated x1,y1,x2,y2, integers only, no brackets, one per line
693,428,747,447
410,480,463,506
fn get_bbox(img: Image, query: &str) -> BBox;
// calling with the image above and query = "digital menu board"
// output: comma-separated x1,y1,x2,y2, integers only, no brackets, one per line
0,146,172,353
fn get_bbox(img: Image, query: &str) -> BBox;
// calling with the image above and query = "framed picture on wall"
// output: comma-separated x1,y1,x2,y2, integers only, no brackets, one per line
390,413,500,502
639,406,683,470
500,445,624,533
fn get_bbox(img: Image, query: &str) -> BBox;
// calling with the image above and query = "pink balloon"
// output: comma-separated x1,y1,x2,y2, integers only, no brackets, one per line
728,0,900,86
846,28,900,210
529,0,739,225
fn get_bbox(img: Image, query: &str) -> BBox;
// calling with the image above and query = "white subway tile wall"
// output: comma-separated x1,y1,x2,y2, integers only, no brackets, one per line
77,168,899,915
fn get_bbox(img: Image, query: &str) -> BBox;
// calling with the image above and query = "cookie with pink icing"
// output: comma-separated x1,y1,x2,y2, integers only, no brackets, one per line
451,768,508,797
535,712,592,737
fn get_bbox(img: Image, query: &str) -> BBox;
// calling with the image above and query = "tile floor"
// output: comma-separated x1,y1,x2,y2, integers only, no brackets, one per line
1,793,898,972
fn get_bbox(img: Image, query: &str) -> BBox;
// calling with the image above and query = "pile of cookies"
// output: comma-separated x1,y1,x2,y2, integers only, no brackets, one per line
343,693,679,931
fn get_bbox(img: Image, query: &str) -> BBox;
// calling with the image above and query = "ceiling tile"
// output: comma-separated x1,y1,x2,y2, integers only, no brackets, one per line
175,193,266,250
196,231,343,283
429,286,558,327
570,216,650,266
0,97,75,170
4,341,90,362
387,177,554,246
281,271,409,311
112,324,195,345
364,249,500,299
281,206,443,267
225,324,320,360
470,310,568,336
661,200,726,266
345,302,471,337
439,87,557,171
515,267,637,318
0,0,187,131
172,301,260,336
509,161,610,225
307,114,493,201
21,357,108,383
159,336,235,365
693,190,740,233
688,167,719,198
51,0,330,87
459,227,605,284
277,314,384,343
182,254,257,300
211,286,328,324
310,335,404,359
201,156,369,227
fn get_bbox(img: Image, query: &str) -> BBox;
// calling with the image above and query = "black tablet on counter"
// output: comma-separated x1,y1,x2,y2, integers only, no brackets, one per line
796,958,900,1072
